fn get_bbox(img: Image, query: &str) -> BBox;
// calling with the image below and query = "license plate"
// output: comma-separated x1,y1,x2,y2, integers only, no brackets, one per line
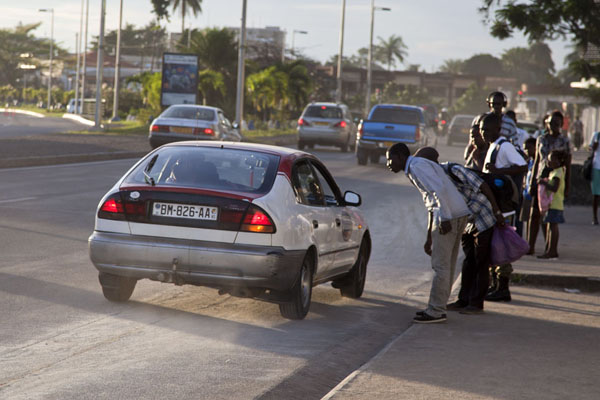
384,141,395,147
170,126,193,134
314,121,329,126
153,202,218,220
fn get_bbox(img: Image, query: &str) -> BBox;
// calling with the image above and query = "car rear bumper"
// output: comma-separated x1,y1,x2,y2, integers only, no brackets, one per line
298,128,348,145
89,231,305,291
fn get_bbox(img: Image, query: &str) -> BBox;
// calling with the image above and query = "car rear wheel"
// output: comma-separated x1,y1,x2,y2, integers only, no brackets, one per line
99,272,137,302
279,252,314,320
338,241,368,298
357,149,368,165
370,153,380,164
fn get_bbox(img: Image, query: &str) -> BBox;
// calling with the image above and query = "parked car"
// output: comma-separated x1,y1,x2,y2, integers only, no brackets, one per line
297,102,356,152
66,98,81,114
149,105,241,149
517,121,539,136
355,104,434,165
88,141,371,320
447,114,476,146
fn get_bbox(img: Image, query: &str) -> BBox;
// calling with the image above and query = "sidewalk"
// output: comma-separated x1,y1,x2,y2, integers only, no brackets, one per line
324,206,600,400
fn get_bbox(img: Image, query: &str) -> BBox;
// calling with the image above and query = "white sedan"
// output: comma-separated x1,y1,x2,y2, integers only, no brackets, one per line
89,141,371,319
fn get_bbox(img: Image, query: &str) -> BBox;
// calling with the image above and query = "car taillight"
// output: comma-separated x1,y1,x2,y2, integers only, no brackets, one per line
193,127,214,135
298,118,310,127
240,205,275,233
98,193,146,220
415,126,421,141
334,120,347,128
441,120,447,125
357,123,363,139
150,125,168,132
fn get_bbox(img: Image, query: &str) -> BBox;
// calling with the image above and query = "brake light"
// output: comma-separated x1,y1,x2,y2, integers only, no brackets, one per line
298,118,310,126
241,205,275,233
151,125,168,132
101,197,123,213
415,126,421,141
441,120,447,125
358,122,364,139
193,127,214,135
334,120,347,128
98,193,145,220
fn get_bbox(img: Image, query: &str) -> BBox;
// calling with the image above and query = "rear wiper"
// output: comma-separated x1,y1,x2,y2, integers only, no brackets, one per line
143,154,158,186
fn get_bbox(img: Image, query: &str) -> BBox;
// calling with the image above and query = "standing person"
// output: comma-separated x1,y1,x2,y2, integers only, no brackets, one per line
571,116,584,151
464,113,488,171
415,147,504,314
537,150,568,259
589,131,600,225
527,110,571,254
486,91,518,143
480,113,528,302
386,143,470,323
521,138,538,241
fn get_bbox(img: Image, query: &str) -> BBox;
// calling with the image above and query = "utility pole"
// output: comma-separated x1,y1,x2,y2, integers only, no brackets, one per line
111,0,123,121
235,0,247,132
365,2,390,116
81,0,89,114
336,0,346,103
75,0,84,114
38,8,54,111
95,0,106,129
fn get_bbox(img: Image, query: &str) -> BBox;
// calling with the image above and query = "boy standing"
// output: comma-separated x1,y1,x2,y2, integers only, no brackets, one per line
537,151,567,259
386,143,470,323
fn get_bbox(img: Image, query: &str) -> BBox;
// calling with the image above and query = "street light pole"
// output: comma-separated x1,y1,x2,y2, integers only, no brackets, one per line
81,0,89,114
111,0,124,122
365,3,390,116
39,8,54,111
336,0,346,103
95,0,106,129
291,30,308,59
75,0,84,114
235,0,247,131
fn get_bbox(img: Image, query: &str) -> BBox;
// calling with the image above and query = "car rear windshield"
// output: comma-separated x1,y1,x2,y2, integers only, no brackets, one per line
304,106,343,119
161,106,216,121
370,108,421,125
124,146,280,194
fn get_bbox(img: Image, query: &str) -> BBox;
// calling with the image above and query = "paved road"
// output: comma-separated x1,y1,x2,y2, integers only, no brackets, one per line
0,143,467,399
0,111,87,138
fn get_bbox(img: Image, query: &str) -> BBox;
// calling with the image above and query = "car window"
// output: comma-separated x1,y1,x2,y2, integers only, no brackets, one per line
162,106,215,121
218,112,232,128
310,162,340,206
124,146,280,194
293,161,325,206
304,106,343,119
452,117,473,128
370,108,421,125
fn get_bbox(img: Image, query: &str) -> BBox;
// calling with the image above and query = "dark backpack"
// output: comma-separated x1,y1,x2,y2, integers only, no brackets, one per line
445,162,519,213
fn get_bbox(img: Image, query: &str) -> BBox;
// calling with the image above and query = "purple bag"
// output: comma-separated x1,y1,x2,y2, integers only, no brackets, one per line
490,225,530,265
537,183,553,214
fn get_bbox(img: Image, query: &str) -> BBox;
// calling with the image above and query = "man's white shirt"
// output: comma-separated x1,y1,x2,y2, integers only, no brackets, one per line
483,137,527,172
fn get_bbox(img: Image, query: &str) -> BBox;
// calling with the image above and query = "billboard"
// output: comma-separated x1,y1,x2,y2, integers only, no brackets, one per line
161,53,199,107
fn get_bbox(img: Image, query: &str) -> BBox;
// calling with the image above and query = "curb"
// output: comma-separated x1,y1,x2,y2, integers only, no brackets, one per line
62,113,96,126
513,273,600,293
0,151,149,169
0,108,45,118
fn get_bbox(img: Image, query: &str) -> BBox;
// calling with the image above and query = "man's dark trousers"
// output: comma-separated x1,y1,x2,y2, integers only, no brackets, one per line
458,227,493,308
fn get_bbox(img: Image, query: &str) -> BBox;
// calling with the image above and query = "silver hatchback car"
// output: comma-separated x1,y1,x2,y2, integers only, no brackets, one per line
297,103,356,152
149,105,242,149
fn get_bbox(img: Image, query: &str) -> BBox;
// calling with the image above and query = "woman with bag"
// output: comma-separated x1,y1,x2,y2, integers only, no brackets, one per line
589,131,600,225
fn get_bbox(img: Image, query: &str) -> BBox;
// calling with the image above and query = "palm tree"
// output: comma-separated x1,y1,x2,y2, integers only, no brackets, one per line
439,59,465,74
278,60,312,114
374,34,408,71
246,66,288,121
197,69,225,105
171,0,203,36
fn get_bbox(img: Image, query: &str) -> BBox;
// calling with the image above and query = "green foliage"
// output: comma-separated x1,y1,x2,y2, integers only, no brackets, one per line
198,69,225,105
450,83,491,116
439,59,465,74
501,42,555,85
171,0,203,33
462,54,504,76
381,83,436,106
151,0,170,20
374,35,408,71
0,85,18,103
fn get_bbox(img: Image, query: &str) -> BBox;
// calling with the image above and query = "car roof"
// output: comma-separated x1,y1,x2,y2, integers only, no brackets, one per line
374,104,424,113
306,102,344,108
164,104,221,112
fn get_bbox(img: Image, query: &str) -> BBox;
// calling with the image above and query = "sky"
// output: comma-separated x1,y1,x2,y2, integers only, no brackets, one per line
2,0,572,71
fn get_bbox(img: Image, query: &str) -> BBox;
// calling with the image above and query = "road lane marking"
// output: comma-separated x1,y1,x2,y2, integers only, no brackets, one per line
0,197,37,204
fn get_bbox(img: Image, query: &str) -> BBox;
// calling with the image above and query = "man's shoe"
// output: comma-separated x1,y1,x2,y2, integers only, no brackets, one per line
446,300,467,311
413,313,447,324
485,289,511,302
416,311,446,318
459,306,484,315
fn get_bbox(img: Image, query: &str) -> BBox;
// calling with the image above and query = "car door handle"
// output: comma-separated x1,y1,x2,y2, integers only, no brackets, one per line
312,220,319,229
335,218,341,227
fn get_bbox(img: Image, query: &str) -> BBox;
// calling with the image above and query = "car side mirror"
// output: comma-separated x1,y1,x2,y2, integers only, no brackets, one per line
344,191,361,207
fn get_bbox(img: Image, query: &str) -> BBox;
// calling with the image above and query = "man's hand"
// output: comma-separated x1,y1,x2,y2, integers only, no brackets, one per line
424,236,432,256
494,211,506,227
439,220,452,235
485,163,499,174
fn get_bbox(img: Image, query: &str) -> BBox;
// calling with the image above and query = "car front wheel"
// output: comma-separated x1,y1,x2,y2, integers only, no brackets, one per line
338,241,368,298
279,252,314,320
99,272,137,302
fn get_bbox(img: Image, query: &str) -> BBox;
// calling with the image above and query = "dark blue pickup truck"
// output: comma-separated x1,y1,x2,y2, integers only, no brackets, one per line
355,104,435,165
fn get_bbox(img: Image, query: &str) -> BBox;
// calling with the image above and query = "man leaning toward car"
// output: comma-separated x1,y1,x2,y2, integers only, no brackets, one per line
386,143,470,324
